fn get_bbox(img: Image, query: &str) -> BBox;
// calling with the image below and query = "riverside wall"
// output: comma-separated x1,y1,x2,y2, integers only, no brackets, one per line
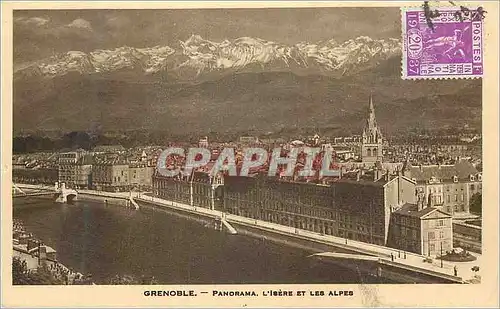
13,184,463,284
135,198,462,284
77,192,130,208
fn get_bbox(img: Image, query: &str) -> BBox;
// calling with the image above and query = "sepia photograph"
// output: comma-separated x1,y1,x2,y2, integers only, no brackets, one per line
1,1,499,308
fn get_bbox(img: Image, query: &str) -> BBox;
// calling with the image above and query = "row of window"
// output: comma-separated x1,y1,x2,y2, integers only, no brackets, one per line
428,230,447,240
422,183,483,194
228,207,385,241
226,199,385,230
157,186,191,194
396,239,420,252
224,192,383,213
225,191,332,209
399,216,419,227
113,176,127,183
444,204,468,213
400,227,418,239
427,241,449,253
446,194,464,203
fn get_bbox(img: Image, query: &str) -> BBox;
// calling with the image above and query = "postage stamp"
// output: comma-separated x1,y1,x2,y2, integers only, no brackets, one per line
402,7,484,79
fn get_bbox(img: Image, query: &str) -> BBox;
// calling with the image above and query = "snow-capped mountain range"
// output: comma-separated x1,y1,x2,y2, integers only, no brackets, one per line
16,34,401,80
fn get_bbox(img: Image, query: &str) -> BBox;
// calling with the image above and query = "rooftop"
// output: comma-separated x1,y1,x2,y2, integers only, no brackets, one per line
407,160,479,181
92,145,125,153
394,203,451,218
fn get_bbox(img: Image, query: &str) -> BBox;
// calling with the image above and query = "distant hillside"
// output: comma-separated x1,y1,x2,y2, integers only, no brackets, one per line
13,55,481,135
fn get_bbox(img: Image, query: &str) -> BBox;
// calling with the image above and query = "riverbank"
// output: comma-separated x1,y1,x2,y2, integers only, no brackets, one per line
14,197,388,285
13,219,92,285
134,195,481,284
13,184,481,283
77,189,131,208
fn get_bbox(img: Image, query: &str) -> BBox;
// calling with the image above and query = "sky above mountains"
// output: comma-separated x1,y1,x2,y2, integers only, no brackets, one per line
14,7,400,66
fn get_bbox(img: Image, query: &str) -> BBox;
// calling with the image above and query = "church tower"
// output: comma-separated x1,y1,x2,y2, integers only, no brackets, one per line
361,95,384,163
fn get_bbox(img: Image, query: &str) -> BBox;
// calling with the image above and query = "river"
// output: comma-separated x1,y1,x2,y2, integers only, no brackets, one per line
13,197,390,284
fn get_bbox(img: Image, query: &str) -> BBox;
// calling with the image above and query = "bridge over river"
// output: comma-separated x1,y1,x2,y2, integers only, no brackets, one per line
13,183,78,203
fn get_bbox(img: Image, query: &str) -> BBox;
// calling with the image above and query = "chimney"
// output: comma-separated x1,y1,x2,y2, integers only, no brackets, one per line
427,192,434,208
38,245,47,262
417,193,424,211
398,175,403,205
27,239,38,251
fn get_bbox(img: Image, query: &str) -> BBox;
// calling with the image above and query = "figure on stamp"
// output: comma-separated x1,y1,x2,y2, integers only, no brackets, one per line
424,26,470,60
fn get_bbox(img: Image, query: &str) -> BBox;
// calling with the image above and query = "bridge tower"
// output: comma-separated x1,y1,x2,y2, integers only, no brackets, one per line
54,182,78,203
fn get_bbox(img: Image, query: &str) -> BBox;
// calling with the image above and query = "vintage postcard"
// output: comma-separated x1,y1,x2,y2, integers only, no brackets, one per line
1,1,499,308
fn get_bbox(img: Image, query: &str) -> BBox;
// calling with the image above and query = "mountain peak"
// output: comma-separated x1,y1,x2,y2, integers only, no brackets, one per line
183,34,212,46
233,36,272,45
354,36,374,42
15,35,401,81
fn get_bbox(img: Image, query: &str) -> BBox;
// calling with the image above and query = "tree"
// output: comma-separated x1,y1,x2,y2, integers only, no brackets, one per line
30,263,66,285
62,131,92,150
12,257,31,285
12,257,64,285
108,274,158,285
469,192,482,215
109,274,139,285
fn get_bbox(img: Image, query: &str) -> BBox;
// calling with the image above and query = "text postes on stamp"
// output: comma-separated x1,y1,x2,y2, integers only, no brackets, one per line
402,7,483,79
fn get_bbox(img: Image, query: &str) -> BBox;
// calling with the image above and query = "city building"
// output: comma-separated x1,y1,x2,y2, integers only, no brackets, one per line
333,135,362,145
58,150,92,188
222,172,416,246
129,163,154,190
388,193,453,256
92,154,130,191
361,95,384,164
12,153,59,185
73,154,94,189
152,174,191,205
239,136,260,145
152,170,224,210
12,162,27,170
91,145,126,154
13,168,58,185
199,136,209,148
333,148,356,162
402,160,481,218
